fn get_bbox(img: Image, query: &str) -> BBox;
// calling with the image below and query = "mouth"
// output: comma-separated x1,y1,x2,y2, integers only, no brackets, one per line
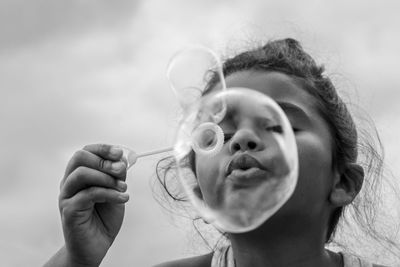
225,154,269,185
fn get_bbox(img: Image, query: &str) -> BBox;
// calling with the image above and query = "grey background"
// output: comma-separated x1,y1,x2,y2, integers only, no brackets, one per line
1,0,399,266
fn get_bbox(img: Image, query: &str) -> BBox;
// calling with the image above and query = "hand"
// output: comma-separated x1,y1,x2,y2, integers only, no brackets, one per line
59,144,129,267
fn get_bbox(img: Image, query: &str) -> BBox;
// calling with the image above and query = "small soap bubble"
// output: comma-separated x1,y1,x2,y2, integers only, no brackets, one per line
191,122,224,156
166,45,226,111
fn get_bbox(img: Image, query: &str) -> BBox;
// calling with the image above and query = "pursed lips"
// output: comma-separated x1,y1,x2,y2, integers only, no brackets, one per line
226,153,267,176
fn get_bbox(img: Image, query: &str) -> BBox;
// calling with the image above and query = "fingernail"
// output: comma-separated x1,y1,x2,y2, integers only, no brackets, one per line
110,146,123,158
111,161,125,172
116,180,127,192
119,193,129,201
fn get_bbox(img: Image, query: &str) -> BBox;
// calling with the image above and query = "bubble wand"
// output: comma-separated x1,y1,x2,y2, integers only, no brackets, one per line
121,147,173,170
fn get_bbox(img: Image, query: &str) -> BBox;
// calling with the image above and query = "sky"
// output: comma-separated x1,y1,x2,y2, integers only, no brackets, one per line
1,0,400,266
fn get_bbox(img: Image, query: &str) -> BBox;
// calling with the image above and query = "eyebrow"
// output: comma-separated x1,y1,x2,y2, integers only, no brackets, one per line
276,101,311,121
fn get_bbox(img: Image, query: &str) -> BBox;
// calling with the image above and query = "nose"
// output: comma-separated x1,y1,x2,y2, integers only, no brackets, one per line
229,128,265,153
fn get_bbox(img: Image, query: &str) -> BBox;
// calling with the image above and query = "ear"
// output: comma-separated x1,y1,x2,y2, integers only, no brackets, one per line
329,163,364,207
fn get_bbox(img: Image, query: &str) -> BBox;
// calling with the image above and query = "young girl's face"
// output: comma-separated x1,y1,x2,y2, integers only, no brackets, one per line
195,70,336,229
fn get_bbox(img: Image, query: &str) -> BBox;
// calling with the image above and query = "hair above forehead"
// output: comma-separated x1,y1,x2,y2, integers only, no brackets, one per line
223,38,324,80
206,38,358,168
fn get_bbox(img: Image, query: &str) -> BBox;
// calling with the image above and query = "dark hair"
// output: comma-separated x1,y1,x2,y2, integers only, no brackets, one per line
205,38,357,242
155,38,399,260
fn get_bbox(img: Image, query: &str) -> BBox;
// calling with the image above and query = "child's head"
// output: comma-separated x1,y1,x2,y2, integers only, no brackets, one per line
192,38,362,241
157,38,392,252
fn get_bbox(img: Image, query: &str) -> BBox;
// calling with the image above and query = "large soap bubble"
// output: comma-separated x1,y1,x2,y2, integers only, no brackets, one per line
173,88,298,233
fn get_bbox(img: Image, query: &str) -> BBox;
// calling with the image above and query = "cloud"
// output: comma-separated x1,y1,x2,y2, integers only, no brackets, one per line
0,0,141,52
1,0,400,266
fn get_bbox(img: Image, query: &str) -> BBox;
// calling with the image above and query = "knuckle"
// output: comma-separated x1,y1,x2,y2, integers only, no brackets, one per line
58,192,65,203
61,206,78,225
82,144,94,151
99,144,110,155
86,187,105,202
69,166,91,185
59,179,65,191
99,158,113,171
98,158,106,170
82,144,90,150
72,150,86,163
86,186,98,198
63,150,88,181
59,200,72,218
105,161,114,171
58,198,65,212
74,166,88,178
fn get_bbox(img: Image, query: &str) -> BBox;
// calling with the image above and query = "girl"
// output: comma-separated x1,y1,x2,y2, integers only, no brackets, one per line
45,38,397,267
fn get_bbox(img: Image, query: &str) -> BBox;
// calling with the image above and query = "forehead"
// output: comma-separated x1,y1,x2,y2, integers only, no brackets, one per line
222,71,316,109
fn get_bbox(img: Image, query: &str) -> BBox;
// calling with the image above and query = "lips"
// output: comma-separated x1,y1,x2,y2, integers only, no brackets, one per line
226,153,267,176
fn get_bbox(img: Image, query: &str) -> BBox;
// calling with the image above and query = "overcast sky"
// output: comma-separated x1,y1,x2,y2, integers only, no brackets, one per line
1,1,400,266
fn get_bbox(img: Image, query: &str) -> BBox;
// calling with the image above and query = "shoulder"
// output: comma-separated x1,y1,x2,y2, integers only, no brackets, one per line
339,251,391,267
152,252,214,267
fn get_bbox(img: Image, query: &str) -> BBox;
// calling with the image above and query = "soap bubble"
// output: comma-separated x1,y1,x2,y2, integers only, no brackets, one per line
166,45,226,110
173,88,298,233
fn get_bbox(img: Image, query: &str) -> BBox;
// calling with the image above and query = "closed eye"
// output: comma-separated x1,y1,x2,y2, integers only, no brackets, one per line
266,125,283,134
223,133,234,143
292,127,300,133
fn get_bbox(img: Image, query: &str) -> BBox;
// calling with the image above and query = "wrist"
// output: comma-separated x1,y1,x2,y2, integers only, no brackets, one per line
44,245,100,267
64,247,101,267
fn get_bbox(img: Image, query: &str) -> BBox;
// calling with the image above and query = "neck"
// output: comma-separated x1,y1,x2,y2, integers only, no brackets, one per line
227,216,340,267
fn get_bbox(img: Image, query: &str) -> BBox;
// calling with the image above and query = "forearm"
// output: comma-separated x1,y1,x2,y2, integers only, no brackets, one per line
43,245,97,267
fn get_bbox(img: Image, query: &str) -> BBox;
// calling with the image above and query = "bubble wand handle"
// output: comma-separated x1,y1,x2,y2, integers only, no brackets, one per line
124,147,173,170
136,147,173,158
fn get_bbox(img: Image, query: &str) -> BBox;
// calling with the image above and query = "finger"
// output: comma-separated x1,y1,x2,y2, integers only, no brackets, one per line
74,187,129,208
62,149,127,187
60,167,128,200
60,187,129,216
83,144,123,161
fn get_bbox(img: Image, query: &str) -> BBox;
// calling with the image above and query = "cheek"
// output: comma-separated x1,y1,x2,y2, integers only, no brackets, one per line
195,154,225,203
290,134,334,211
